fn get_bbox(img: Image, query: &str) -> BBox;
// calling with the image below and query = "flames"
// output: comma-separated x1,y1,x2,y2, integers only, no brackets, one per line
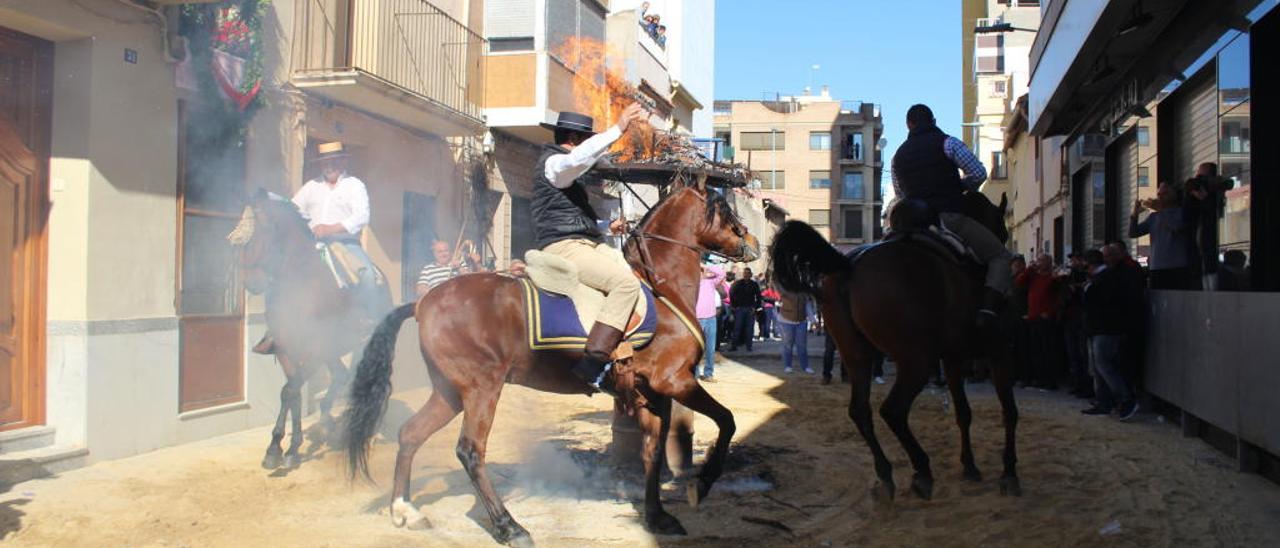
552,36,659,162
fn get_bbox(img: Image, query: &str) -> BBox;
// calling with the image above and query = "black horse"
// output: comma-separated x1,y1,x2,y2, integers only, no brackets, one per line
771,191,1022,502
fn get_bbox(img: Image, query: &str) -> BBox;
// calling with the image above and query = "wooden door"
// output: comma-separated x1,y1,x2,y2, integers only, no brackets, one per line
0,27,51,431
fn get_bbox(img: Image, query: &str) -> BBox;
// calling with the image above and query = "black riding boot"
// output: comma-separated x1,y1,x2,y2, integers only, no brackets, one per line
571,323,626,397
252,332,276,355
976,287,1005,330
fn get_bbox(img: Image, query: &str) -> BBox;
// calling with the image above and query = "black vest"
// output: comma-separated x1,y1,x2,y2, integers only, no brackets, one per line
892,125,965,213
532,144,603,249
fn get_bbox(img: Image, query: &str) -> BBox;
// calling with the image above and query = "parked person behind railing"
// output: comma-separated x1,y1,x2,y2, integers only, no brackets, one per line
655,25,667,48
1130,182,1196,290
1185,162,1235,290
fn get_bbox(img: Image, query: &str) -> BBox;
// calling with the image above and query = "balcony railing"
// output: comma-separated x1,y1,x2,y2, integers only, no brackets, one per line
292,0,486,124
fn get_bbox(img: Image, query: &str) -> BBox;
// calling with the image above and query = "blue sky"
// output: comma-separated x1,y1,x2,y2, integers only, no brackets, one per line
714,0,962,168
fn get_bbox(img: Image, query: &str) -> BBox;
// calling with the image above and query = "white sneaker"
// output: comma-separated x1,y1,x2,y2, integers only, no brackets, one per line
783,367,793,374
874,376,886,385
803,367,815,374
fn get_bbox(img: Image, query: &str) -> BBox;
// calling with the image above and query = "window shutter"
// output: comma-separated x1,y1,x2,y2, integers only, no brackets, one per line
487,0,535,39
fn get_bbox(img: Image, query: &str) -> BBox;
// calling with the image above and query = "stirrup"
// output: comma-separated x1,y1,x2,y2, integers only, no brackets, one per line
588,361,614,392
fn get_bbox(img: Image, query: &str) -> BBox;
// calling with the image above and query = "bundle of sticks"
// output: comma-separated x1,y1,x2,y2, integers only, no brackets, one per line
606,118,753,184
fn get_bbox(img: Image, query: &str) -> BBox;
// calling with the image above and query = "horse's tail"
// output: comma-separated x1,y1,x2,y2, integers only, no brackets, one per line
770,220,852,295
344,302,416,481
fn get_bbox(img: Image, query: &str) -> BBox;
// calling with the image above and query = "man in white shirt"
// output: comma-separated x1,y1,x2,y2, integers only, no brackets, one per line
293,141,390,319
532,104,646,395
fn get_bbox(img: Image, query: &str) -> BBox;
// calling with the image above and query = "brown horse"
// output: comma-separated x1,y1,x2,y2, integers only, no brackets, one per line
770,191,1021,502
230,190,382,469
343,182,758,546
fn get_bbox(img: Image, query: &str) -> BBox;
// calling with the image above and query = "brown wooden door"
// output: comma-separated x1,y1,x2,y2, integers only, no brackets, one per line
0,27,51,431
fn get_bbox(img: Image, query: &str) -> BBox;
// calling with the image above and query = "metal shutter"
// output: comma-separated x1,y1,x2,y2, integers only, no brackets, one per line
487,0,535,39
1172,71,1219,183
1115,135,1137,246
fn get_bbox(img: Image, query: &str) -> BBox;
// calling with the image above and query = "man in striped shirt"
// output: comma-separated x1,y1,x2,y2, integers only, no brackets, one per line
415,240,480,297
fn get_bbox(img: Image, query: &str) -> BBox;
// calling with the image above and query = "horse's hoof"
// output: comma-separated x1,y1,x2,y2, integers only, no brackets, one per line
644,510,688,536
282,453,301,469
999,476,1022,497
870,481,895,503
911,474,934,501
686,478,710,509
962,467,983,483
261,451,282,470
504,530,535,548
391,500,432,530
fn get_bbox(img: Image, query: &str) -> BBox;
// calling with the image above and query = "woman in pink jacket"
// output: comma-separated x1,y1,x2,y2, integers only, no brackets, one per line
696,264,726,381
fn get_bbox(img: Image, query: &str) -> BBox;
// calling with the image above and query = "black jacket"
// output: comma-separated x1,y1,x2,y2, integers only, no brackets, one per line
892,125,965,213
532,144,603,249
1083,264,1143,336
729,279,761,308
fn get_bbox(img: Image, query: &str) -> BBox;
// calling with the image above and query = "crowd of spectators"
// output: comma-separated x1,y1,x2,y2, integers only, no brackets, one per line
638,2,668,48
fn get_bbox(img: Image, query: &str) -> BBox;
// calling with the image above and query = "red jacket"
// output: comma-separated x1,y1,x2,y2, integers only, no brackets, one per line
1016,269,1060,320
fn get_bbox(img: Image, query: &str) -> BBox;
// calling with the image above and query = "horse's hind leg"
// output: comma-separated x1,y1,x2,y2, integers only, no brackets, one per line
456,389,532,547
880,355,934,500
832,326,895,501
990,349,1021,496
389,387,461,530
283,362,308,469
318,358,350,429
944,359,981,482
638,395,685,535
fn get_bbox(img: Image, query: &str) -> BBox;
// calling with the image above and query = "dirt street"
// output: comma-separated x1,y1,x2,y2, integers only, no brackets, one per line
3,339,1279,547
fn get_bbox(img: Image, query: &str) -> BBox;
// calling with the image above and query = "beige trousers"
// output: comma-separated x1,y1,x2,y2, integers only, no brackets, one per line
543,238,640,331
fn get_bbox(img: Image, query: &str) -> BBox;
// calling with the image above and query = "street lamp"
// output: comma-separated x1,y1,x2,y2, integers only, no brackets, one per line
960,121,984,160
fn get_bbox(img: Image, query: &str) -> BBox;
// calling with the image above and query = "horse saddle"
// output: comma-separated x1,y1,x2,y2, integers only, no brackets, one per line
877,199,977,265
318,241,386,289
517,249,658,353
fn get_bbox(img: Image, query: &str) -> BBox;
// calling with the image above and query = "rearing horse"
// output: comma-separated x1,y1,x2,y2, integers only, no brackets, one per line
229,190,381,469
343,181,758,546
770,191,1022,502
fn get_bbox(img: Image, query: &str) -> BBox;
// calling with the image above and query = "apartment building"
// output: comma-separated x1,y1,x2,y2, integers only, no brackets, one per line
962,0,1041,207
713,88,883,253
0,0,484,471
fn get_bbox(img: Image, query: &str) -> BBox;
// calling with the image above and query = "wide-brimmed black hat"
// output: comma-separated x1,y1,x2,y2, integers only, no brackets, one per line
540,111,597,135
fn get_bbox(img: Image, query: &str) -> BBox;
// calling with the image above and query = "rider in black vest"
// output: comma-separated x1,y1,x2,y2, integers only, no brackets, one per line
891,104,1012,328
534,105,646,396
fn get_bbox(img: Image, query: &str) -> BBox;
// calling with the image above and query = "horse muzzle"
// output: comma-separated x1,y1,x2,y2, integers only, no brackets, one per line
736,234,761,262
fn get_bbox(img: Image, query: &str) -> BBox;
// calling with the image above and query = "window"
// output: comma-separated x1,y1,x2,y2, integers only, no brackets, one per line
510,196,535,260
1137,126,1150,146
809,170,832,189
991,150,1007,179
976,34,1004,74
548,0,606,68
739,131,785,151
809,209,830,226
841,171,864,200
841,207,865,240
991,80,1008,98
1138,166,1150,187
755,170,785,190
487,0,535,49
809,132,831,150
873,205,884,240
843,132,864,161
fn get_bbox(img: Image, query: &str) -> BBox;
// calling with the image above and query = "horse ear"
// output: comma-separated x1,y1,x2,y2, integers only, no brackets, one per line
999,192,1008,212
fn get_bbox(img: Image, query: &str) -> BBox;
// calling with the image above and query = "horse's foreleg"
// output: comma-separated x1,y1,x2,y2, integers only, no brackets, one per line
990,349,1021,496
263,354,301,470
880,356,933,500
826,320,895,502
282,356,307,468
389,388,461,530
638,396,686,536
671,384,735,508
944,359,981,482
456,391,532,547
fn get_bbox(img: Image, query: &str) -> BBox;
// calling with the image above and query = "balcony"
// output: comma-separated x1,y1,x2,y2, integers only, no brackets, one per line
291,0,486,136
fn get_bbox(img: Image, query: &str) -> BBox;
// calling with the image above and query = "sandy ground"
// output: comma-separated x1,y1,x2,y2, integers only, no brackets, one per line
3,338,1279,547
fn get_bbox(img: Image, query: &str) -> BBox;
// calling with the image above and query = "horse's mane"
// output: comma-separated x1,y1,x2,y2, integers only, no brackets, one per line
632,183,739,232
262,195,315,241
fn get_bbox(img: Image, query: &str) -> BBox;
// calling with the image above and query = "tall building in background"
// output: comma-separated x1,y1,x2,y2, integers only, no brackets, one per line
965,0,1041,205
714,88,883,254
